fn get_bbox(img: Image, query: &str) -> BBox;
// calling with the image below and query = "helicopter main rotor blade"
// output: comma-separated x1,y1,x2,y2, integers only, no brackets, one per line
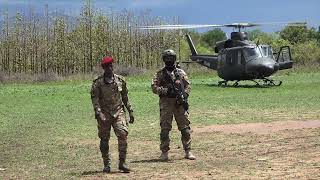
139,24,222,30
223,23,260,28
222,22,306,28
249,21,307,26
139,21,307,30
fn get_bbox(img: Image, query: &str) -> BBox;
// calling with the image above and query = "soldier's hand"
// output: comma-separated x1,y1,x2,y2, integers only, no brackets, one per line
129,111,134,124
158,87,168,95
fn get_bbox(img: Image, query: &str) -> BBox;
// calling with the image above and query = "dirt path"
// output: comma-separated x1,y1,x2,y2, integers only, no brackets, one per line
194,120,320,134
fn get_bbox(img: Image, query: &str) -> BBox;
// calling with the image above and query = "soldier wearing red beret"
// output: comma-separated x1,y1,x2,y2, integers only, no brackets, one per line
90,56,134,173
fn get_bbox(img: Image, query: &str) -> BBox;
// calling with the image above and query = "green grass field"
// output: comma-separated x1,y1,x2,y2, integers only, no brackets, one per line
1,70,320,179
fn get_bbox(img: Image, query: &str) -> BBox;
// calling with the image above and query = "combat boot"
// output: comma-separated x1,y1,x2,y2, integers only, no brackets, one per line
102,159,111,173
159,151,169,161
185,150,196,160
119,160,131,173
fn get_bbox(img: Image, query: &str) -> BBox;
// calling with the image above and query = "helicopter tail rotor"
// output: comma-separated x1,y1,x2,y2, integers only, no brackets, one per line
185,34,198,56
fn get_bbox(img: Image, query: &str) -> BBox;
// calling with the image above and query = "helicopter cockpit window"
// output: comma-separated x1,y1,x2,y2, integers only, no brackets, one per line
260,45,274,58
246,48,258,56
261,47,268,56
243,47,261,61
268,47,274,58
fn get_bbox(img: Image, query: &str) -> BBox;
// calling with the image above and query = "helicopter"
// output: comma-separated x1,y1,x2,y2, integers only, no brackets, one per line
140,22,307,86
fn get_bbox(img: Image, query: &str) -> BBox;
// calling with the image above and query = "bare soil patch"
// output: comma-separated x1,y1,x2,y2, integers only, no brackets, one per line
193,120,320,134
76,121,320,179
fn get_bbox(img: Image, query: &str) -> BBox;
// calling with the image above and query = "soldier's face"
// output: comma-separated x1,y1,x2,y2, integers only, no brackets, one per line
102,63,113,75
163,56,176,67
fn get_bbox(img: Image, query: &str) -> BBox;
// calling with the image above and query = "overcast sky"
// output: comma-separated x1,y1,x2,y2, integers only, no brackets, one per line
1,0,319,32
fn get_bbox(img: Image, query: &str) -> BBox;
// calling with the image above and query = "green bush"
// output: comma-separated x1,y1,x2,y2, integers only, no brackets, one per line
292,40,320,65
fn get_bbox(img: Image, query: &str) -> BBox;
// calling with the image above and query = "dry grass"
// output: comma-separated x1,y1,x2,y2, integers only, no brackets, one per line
30,127,319,180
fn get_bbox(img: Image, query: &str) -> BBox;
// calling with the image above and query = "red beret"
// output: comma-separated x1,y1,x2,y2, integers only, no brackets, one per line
101,56,113,65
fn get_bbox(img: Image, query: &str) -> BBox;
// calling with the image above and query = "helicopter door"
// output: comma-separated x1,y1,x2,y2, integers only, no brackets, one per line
225,49,238,66
217,53,226,69
276,46,293,70
238,50,246,65
226,51,232,65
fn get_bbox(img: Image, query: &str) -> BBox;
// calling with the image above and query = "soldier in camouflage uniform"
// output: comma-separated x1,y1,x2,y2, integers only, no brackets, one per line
151,49,196,161
91,56,134,173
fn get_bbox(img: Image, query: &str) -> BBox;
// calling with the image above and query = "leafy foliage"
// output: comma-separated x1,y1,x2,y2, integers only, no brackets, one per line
201,28,226,48
292,40,320,65
0,1,180,75
279,26,318,44
0,0,319,76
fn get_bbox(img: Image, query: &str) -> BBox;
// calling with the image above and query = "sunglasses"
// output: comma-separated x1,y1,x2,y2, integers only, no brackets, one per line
164,56,176,61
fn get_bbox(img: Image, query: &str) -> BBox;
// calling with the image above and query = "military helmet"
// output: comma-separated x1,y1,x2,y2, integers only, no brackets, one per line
162,49,176,61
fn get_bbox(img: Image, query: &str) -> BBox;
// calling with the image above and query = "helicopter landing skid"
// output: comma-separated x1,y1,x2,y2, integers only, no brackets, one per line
218,78,282,87
218,80,259,86
261,78,282,86
218,80,228,86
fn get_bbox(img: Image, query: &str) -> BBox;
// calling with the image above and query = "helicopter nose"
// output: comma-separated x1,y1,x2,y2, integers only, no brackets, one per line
247,58,277,78
258,64,275,77
274,63,280,71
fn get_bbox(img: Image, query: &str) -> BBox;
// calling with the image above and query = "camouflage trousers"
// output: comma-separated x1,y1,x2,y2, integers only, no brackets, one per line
96,108,128,162
159,97,192,152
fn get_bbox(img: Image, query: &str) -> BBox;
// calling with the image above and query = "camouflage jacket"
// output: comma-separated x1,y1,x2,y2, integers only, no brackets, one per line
91,74,133,118
151,67,191,98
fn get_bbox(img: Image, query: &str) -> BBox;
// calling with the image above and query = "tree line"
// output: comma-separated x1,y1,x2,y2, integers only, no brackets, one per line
1,1,319,76
0,1,181,75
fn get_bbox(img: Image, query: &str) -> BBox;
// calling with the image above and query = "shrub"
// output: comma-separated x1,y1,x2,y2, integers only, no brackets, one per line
292,40,320,65
0,71,6,83
93,63,146,77
32,72,61,83
114,65,146,76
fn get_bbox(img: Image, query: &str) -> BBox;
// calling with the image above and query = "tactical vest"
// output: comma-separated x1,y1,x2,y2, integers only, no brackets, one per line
98,74,124,115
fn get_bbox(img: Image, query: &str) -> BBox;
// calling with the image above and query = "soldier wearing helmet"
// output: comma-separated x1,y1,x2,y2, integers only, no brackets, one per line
151,49,196,161
90,56,135,173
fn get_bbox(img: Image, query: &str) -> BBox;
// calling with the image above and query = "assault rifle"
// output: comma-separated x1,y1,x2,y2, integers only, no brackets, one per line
165,69,189,113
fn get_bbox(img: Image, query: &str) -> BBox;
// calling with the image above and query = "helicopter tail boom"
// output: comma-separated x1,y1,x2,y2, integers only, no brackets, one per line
190,55,218,70
186,34,218,70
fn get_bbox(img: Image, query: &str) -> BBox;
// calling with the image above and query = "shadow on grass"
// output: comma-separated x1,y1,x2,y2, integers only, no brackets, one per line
131,158,167,163
207,83,271,89
81,170,105,175
70,170,127,177
131,157,185,163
